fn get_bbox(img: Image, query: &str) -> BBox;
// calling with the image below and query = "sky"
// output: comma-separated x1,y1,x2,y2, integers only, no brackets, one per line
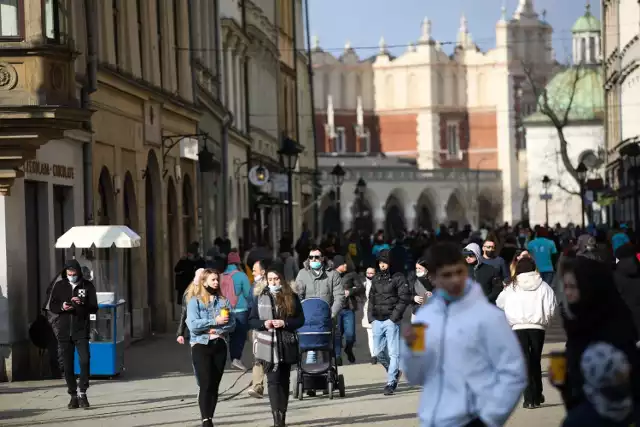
306,0,599,61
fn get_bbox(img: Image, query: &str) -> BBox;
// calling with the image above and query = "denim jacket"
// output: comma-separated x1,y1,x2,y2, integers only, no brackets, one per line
186,295,236,346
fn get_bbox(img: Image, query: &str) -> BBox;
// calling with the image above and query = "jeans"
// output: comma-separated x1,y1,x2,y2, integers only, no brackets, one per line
192,339,227,420
267,362,292,412
372,319,400,385
334,309,356,356
515,329,546,404
229,310,249,361
61,338,90,395
540,271,555,286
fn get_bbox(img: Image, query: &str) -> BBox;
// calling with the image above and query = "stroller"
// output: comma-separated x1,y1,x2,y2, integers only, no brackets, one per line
294,298,346,400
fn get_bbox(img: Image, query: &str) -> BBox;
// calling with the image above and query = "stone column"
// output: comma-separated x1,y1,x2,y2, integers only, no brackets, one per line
177,0,192,100
234,52,243,131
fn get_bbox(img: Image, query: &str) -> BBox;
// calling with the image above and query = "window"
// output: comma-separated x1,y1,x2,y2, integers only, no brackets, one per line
172,0,179,86
44,0,60,42
136,0,144,77
112,0,119,65
334,127,346,153
361,127,371,153
446,122,460,158
588,36,596,62
156,0,163,87
580,37,586,63
0,0,20,38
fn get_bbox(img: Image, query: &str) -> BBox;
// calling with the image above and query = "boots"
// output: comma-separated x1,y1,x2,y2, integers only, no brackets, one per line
271,410,286,427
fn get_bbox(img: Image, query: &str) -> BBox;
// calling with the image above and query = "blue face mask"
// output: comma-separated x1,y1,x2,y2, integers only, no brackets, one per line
67,275,78,283
435,282,471,303
268,285,282,293
310,261,322,270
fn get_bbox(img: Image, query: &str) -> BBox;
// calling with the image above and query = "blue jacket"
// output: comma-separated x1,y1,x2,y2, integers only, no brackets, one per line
224,264,252,312
401,279,526,427
186,295,236,345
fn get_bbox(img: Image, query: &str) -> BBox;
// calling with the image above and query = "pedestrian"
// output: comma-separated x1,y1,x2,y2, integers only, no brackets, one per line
555,256,640,426
248,259,270,399
527,228,559,285
249,268,305,427
221,251,252,371
47,259,99,409
332,254,365,365
496,257,557,408
410,258,434,322
186,269,236,427
177,268,205,345
294,246,344,374
463,243,502,304
481,234,509,280
401,242,526,426
361,266,377,364
175,242,206,303
368,249,412,396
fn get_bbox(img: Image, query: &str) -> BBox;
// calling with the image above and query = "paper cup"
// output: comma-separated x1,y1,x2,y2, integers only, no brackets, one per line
411,324,427,352
549,351,567,386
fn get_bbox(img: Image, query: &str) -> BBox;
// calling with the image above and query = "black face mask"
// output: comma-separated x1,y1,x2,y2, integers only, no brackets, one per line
205,286,217,295
484,250,496,258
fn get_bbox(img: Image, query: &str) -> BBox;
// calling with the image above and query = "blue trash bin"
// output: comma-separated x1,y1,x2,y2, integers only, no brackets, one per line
74,301,125,377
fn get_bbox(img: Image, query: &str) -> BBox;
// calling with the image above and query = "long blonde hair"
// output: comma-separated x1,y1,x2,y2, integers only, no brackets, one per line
185,269,221,304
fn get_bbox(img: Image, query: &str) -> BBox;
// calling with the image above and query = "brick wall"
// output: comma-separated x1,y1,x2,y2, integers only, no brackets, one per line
315,112,380,153
378,114,418,156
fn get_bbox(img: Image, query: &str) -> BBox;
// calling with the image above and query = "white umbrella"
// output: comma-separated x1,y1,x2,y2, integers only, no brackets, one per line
55,225,141,249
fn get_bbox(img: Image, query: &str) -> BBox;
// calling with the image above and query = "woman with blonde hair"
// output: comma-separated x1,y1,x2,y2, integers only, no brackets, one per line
177,268,205,344
249,267,305,427
186,269,236,427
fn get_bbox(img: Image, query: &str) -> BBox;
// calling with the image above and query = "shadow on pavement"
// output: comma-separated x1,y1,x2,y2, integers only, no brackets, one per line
0,409,47,421
288,411,418,426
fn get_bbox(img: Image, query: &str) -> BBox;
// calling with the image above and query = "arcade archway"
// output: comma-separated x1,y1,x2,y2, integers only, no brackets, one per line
384,188,408,240
445,190,468,229
416,189,436,230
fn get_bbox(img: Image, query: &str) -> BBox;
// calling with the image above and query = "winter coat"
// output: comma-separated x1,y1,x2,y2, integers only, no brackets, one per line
409,272,434,314
367,269,412,324
496,271,557,330
464,243,503,304
338,271,365,311
613,255,640,335
294,260,345,318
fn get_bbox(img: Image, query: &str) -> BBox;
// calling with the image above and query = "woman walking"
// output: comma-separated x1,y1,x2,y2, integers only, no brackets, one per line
410,258,433,322
249,268,305,427
361,266,377,364
496,257,557,408
186,269,236,427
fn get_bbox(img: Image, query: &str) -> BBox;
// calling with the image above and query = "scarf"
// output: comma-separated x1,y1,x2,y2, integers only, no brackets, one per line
254,292,280,372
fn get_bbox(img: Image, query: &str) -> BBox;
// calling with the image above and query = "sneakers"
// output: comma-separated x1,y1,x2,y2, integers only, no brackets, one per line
247,385,263,399
383,383,396,396
78,394,90,409
67,396,79,409
231,359,248,371
370,356,378,365
202,419,213,427
344,345,356,363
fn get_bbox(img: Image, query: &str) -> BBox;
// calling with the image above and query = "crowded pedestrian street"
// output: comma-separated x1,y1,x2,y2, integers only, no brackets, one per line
0,318,567,427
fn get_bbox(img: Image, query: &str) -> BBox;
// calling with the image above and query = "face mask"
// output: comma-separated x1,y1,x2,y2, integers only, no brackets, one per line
416,270,425,278
485,250,496,258
268,285,282,293
310,261,322,270
436,288,462,302
67,275,78,283
366,275,375,280
254,275,263,283
205,286,217,295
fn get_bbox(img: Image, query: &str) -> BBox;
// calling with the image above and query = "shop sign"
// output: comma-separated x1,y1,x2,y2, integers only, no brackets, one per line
24,160,75,179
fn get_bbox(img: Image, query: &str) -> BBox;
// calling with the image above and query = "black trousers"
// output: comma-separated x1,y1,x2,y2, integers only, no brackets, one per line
515,328,546,404
61,338,90,395
464,419,487,427
192,339,227,420
266,363,292,412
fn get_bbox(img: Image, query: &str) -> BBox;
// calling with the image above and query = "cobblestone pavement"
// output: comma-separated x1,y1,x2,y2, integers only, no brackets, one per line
0,320,567,426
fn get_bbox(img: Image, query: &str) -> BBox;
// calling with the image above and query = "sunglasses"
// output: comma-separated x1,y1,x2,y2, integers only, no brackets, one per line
308,255,322,260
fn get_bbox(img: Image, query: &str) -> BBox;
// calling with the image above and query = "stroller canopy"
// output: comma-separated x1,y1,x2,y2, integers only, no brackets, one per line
298,298,332,351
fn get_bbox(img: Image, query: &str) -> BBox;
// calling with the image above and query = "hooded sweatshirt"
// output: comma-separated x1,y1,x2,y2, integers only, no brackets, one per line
464,243,502,304
401,279,526,427
496,271,557,330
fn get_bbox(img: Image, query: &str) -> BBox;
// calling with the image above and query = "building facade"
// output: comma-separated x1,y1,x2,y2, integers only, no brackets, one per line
312,0,555,233
603,0,640,227
524,5,604,227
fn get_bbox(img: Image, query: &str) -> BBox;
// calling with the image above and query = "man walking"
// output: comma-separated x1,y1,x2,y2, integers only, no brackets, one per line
368,249,412,396
402,242,526,426
332,255,364,365
463,243,502,304
48,259,99,409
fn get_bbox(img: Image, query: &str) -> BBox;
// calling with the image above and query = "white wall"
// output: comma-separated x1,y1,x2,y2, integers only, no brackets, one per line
227,141,247,247
525,123,604,226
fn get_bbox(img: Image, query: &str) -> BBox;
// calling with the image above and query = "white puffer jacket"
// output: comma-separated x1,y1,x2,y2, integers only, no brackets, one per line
496,271,557,330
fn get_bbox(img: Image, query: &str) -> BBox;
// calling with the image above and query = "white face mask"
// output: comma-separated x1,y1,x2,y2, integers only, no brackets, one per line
254,274,263,283
416,270,426,278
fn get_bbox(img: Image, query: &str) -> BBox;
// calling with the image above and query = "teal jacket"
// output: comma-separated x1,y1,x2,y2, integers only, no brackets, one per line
224,264,252,312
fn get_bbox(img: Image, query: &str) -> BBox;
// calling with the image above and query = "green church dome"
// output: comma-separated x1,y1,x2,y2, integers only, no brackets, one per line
572,4,600,34
525,67,604,124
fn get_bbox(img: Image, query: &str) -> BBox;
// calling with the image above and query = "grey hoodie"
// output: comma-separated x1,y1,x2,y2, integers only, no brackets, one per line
294,259,345,318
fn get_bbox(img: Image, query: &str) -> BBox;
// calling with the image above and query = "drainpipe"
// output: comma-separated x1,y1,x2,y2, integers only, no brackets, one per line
241,0,253,247
83,0,98,226
304,0,320,238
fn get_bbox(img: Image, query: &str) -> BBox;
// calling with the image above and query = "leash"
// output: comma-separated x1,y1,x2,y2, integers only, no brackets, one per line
218,369,251,401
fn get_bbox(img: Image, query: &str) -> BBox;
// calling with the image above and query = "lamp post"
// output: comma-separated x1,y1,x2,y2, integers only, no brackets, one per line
278,136,303,232
355,177,367,234
541,175,551,226
576,162,588,228
331,164,346,237
620,143,640,230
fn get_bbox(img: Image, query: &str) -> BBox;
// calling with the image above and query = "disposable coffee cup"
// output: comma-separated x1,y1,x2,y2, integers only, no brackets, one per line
220,308,229,318
549,351,567,386
410,323,427,352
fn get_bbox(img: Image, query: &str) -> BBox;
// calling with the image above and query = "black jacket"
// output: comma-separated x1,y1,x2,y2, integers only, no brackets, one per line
614,256,640,341
48,260,98,341
409,272,434,314
176,291,189,338
367,270,412,324
339,271,365,311
469,262,502,304
174,257,206,295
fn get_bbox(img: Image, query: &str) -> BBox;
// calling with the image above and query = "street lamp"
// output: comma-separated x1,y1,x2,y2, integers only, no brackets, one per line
620,143,640,230
278,135,303,232
331,164,346,237
541,175,551,226
354,178,367,235
576,162,588,228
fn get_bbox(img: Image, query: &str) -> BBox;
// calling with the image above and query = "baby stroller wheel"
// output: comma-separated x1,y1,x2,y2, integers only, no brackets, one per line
327,380,334,400
338,374,346,398
297,382,304,401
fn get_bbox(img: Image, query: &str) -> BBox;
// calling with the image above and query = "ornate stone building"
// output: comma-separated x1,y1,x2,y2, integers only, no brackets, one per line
313,0,556,235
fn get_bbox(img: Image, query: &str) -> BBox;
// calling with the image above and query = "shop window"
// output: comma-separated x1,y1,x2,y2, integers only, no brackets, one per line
53,185,73,272
44,0,67,44
0,0,22,39
25,181,50,320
